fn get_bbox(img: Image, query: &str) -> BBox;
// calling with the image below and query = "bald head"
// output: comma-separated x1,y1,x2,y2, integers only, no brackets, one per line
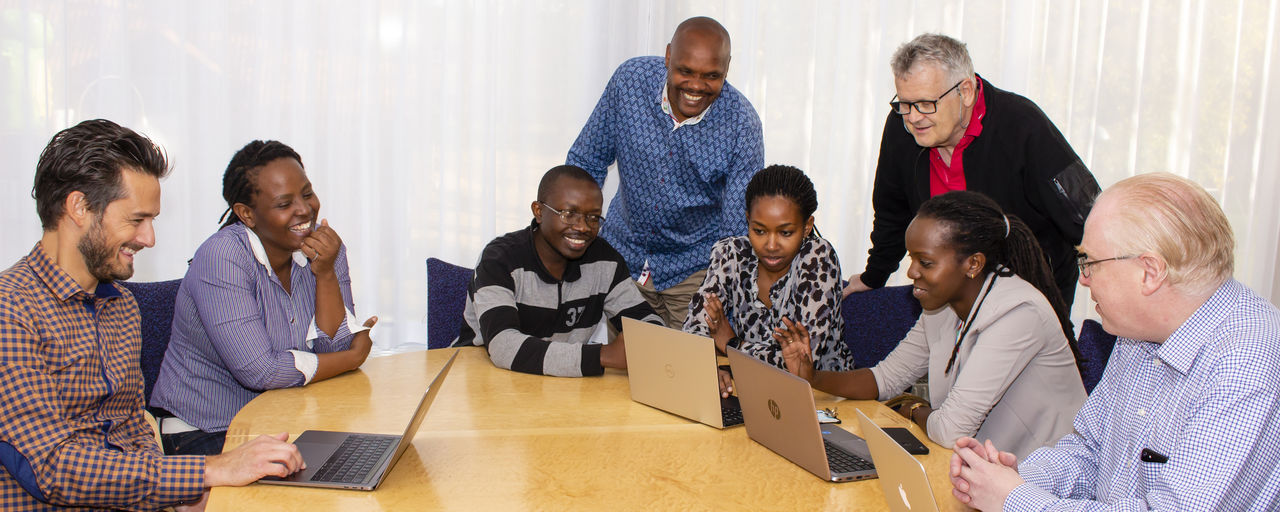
670,17,731,57
664,17,732,122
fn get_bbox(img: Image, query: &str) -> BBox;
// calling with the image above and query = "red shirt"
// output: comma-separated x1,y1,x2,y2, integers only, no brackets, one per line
929,79,987,196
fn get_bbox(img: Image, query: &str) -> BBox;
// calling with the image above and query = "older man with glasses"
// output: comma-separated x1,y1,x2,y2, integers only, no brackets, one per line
845,33,1100,313
948,172,1280,511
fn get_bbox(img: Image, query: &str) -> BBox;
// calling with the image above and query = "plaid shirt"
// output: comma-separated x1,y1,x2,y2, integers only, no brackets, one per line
0,243,205,511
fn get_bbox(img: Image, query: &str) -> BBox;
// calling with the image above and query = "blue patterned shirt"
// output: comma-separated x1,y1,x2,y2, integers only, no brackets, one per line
1007,279,1280,511
568,56,765,290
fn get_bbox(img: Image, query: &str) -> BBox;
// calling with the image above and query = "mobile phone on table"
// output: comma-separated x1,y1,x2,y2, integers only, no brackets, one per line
882,427,929,454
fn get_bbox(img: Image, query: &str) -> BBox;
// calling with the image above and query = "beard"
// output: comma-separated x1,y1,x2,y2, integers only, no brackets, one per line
78,218,136,283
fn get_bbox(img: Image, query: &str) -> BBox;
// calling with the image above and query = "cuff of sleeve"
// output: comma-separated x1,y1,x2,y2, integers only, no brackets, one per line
1017,461,1055,493
156,455,207,506
868,366,892,401
859,270,889,289
290,350,320,384
581,343,604,377
1005,482,1056,512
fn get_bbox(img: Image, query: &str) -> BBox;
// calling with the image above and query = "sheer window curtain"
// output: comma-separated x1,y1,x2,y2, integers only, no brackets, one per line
3,0,1277,354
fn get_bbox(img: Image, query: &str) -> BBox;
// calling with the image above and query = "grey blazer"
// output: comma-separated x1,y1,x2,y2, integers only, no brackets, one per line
869,273,1086,459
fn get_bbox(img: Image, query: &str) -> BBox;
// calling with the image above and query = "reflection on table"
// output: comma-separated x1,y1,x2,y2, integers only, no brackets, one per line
208,347,970,511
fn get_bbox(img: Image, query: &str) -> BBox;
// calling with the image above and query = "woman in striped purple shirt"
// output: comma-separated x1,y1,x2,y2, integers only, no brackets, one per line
151,141,376,455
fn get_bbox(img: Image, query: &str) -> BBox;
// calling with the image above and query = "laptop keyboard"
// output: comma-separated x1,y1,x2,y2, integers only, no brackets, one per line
824,439,874,474
312,435,397,484
721,396,744,426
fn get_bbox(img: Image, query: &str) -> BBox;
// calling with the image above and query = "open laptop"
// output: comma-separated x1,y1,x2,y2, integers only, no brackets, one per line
621,317,742,429
259,350,459,490
726,346,876,482
854,409,941,512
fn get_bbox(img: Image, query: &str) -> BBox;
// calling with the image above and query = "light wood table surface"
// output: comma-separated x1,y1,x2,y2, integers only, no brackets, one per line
208,347,970,511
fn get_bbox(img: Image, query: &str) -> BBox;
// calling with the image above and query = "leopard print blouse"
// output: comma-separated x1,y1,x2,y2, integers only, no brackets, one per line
683,235,855,371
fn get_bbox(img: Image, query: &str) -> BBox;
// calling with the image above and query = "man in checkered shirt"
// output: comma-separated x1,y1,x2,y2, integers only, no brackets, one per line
947,173,1280,510
0,120,304,511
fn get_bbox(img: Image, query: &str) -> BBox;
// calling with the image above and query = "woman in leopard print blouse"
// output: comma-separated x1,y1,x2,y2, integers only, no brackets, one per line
683,165,856,380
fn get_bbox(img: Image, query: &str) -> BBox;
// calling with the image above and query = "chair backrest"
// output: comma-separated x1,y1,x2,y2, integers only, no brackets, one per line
119,279,182,405
842,285,923,369
1077,319,1118,394
427,257,474,349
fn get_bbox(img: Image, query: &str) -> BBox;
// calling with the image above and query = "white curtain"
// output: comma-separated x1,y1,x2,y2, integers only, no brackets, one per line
3,0,1278,353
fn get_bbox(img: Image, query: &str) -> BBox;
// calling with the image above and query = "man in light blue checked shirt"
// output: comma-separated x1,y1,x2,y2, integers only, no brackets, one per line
947,172,1280,511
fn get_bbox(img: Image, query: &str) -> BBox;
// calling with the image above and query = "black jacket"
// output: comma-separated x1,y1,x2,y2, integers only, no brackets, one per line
860,76,1100,306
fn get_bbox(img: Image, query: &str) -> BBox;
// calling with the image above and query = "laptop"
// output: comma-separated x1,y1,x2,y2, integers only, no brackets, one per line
621,317,743,429
259,350,459,490
726,346,877,482
854,409,941,512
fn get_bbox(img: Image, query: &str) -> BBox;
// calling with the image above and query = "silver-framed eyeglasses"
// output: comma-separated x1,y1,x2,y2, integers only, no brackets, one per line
889,80,964,115
539,202,604,227
1076,253,1137,278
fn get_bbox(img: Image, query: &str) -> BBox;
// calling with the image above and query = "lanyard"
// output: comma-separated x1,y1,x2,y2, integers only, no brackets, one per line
944,266,1005,375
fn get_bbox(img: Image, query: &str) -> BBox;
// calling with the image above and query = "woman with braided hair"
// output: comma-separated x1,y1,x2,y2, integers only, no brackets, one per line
151,140,377,455
782,190,1085,459
684,164,855,397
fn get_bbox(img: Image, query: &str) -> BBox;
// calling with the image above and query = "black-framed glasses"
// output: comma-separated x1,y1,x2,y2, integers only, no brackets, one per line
1076,253,1137,278
539,202,604,227
889,80,964,115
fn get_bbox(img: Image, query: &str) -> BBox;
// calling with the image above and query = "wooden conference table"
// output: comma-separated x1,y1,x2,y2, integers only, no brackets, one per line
209,347,969,511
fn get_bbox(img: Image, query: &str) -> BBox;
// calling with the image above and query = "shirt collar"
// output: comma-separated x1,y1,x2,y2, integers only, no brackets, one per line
1154,279,1243,374
241,223,309,271
27,242,123,302
659,79,713,130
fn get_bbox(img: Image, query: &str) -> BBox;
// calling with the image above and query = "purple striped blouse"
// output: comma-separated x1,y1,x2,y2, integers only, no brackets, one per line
150,223,360,432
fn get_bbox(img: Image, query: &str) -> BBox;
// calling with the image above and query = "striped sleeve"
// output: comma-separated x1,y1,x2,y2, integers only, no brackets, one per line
470,246,602,377
186,236,304,390
602,244,661,330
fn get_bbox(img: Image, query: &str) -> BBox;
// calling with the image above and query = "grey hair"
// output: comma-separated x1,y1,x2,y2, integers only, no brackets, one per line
890,33,974,84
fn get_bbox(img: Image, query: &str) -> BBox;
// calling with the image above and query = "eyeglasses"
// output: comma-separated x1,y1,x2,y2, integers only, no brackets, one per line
539,202,604,227
1076,253,1137,278
889,80,964,115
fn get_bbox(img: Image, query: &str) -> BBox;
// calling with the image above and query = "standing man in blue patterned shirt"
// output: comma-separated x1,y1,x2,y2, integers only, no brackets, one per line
947,173,1280,511
567,16,765,328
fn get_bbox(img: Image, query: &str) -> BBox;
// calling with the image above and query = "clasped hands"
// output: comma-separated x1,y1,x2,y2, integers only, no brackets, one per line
949,436,1026,511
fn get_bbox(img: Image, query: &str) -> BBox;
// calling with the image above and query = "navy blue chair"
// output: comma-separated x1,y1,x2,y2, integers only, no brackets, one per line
1077,319,1118,394
427,258,474,349
842,285,922,369
120,279,182,407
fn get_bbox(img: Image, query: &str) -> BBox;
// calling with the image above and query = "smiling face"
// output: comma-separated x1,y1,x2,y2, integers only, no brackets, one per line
904,216,982,312
664,29,730,122
532,176,603,271
747,195,813,277
234,158,319,261
77,169,160,283
894,62,972,150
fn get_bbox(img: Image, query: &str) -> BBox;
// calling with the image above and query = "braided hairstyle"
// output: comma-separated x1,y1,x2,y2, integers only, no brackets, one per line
219,140,303,228
916,190,1081,372
745,164,818,235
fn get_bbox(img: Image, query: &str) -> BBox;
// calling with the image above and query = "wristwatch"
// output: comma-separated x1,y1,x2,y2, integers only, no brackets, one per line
907,401,926,421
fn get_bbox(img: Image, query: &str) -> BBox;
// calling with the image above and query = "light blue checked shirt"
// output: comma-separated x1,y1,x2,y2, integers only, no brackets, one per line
1007,279,1280,511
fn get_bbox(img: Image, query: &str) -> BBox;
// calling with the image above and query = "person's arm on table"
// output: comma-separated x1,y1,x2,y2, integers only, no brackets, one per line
599,245,664,371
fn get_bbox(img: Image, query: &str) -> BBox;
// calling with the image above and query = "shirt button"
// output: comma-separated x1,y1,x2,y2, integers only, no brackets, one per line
1137,408,1146,416
290,318,295,324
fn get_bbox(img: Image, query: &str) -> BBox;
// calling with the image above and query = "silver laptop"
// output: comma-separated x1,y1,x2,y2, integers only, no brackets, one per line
621,318,742,428
726,346,877,482
854,409,941,512
259,350,459,490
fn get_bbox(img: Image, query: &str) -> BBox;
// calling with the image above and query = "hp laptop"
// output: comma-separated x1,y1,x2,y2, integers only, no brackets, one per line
854,409,941,512
726,347,877,482
259,350,459,490
621,318,743,429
